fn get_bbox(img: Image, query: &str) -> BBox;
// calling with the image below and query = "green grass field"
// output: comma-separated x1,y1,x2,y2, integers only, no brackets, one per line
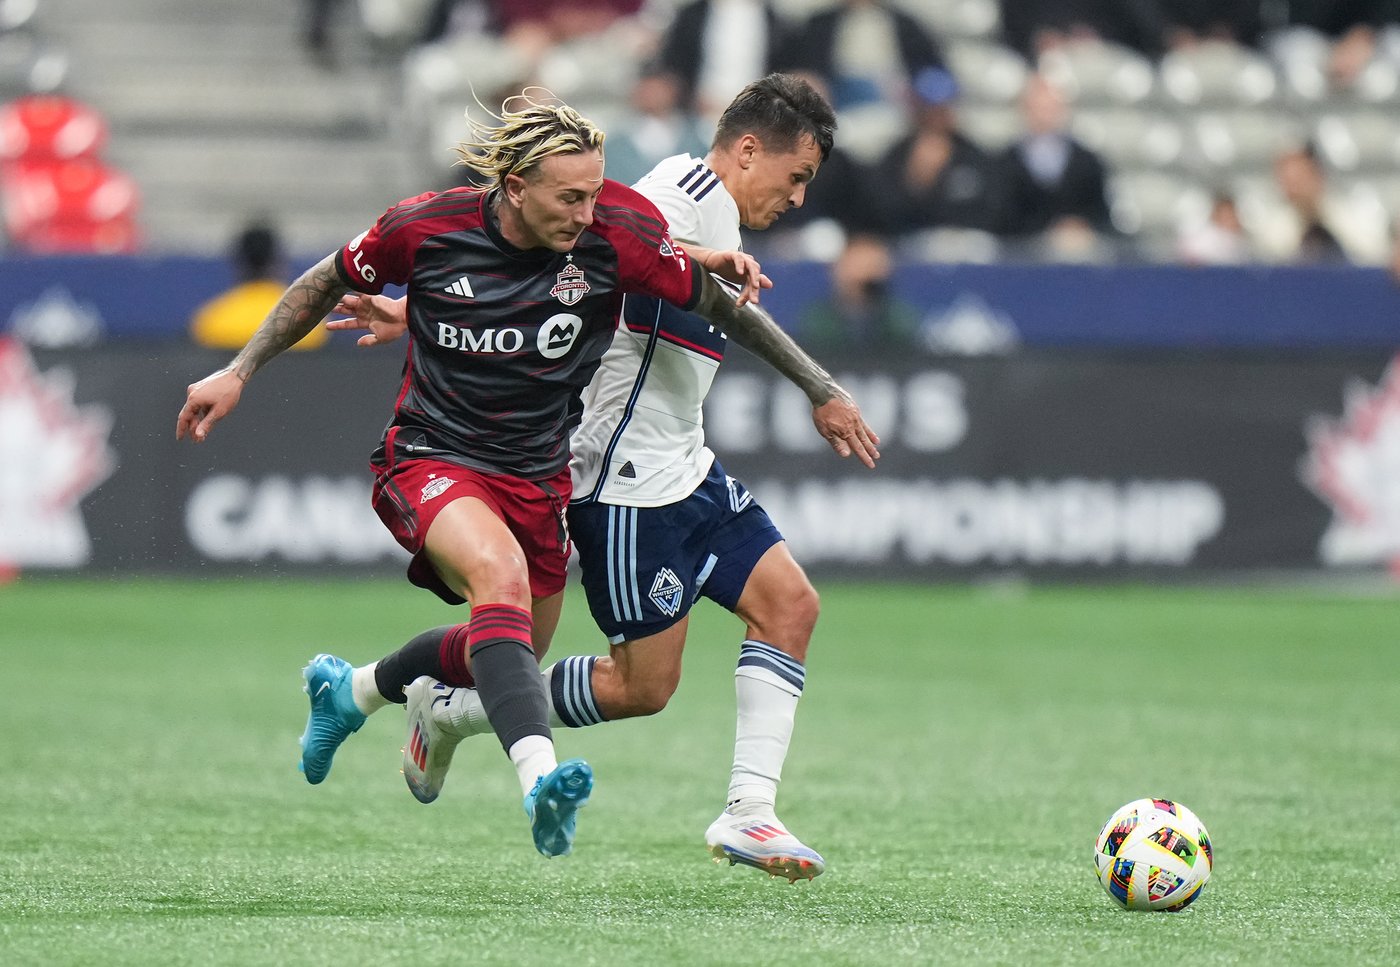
1,578,1397,966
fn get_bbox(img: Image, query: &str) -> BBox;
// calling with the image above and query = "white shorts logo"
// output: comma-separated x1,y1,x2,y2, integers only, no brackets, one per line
649,567,685,617
538,312,583,359
420,474,456,503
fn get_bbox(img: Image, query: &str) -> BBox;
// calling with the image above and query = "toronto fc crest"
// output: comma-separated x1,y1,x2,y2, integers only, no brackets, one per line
421,474,456,502
550,261,590,306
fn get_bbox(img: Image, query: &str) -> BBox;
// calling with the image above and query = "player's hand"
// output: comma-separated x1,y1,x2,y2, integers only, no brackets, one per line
696,248,772,307
175,367,245,443
325,293,408,347
813,389,881,469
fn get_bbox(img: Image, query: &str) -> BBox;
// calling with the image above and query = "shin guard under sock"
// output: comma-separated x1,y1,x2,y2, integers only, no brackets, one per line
467,604,551,752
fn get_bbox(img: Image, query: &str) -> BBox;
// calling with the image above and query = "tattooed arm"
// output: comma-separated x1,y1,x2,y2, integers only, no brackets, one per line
176,254,350,442
692,267,881,468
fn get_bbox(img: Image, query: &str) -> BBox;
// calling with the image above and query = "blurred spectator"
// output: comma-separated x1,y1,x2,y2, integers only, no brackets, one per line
867,67,1003,238
1000,0,1171,61
484,0,645,67
191,223,327,350
303,0,357,68
655,0,792,117
1177,191,1253,264
601,64,710,189
1158,0,1263,49
993,72,1114,254
798,234,921,351
418,0,502,46
782,0,946,112
1253,143,1391,265
1264,0,1400,91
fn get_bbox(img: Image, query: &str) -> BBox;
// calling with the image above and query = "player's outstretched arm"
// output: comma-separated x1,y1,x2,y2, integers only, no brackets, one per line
691,266,881,468
176,253,350,443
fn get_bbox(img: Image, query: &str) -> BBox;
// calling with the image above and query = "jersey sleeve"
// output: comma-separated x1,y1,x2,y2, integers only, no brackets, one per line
334,190,434,294
642,178,742,252
602,181,702,311
639,179,704,245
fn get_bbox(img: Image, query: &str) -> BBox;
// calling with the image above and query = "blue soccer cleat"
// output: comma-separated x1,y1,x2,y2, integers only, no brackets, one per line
524,758,593,857
299,653,366,784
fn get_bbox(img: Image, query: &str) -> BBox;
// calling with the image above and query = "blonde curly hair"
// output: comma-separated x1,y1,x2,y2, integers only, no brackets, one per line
454,89,606,187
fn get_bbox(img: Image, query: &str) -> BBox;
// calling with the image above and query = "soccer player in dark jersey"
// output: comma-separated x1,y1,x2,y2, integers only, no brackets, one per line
328,76,880,881
175,94,872,859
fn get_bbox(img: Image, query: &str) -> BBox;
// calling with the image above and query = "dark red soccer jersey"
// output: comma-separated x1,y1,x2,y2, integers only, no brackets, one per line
336,178,701,480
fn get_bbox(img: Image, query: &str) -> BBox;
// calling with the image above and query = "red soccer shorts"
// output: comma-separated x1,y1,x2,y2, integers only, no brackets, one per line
370,458,571,604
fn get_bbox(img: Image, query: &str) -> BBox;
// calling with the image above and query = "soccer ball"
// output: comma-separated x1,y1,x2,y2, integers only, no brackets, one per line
1093,798,1212,912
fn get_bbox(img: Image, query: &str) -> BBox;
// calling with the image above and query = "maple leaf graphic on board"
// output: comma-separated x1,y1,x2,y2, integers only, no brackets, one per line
1299,354,1400,570
0,338,116,569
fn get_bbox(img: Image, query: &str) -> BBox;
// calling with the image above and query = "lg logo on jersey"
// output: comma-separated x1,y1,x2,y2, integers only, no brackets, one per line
435,313,582,359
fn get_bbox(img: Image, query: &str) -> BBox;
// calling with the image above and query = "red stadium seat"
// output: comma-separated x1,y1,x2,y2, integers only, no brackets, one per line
17,214,138,253
1,156,139,252
0,93,108,163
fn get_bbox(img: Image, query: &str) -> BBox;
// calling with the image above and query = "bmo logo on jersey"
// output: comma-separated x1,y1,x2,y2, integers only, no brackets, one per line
537,313,582,359
435,312,582,358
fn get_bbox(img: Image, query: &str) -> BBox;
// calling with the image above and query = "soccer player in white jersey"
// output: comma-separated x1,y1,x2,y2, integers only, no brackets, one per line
333,75,877,880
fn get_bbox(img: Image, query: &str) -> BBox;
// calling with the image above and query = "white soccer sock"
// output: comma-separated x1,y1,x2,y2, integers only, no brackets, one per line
728,640,805,812
434,686,494,737
509,734,558,799
350,662,391,716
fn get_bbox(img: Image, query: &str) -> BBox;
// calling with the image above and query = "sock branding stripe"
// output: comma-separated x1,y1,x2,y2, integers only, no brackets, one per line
438,623,474,687
469,605,533,636
568,656,602,725
736,656,805,692
737,641,805,692
551,655,603,728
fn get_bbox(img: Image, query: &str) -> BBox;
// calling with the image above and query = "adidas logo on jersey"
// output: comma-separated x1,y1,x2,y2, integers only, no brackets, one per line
445,277,474,298
617,461,636,479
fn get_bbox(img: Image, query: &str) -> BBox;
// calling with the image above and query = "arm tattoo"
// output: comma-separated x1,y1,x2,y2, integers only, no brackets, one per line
694,268,842,405
229,254,349,381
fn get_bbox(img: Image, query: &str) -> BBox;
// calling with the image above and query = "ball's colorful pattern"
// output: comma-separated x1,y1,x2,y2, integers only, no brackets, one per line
1094,798,1212,912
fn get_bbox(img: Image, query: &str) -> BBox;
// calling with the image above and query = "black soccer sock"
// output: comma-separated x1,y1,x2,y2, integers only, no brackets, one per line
467,603,551,752
372,623,471,703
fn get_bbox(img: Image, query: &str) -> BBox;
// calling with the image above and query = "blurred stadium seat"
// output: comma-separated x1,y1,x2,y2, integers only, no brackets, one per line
1071,107,1184,170
945,39,1028,106
0,92,105,162
905,0,999,41
1,155,138,252
1038,42,1156,107
1109,169,1209,241
1313,110,1400,172
1183,109,1305,174
1158,41,1278,108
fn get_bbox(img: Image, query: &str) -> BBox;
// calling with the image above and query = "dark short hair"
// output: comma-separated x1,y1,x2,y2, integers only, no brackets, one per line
713,73,836,162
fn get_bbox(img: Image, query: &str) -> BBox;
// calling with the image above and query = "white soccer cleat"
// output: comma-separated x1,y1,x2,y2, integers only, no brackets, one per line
705,807,825,883
401,676,466,804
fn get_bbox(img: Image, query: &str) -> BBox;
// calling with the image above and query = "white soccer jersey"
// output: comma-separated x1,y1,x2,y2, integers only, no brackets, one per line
570,154,742,506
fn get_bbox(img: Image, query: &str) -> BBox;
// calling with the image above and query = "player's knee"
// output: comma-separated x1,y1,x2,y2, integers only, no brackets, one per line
466,558,532,609
789,579,820,637
617,673,679,717
751,577,820,648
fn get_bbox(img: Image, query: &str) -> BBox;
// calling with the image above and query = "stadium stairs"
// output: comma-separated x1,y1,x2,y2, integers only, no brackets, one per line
31,0,423,256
